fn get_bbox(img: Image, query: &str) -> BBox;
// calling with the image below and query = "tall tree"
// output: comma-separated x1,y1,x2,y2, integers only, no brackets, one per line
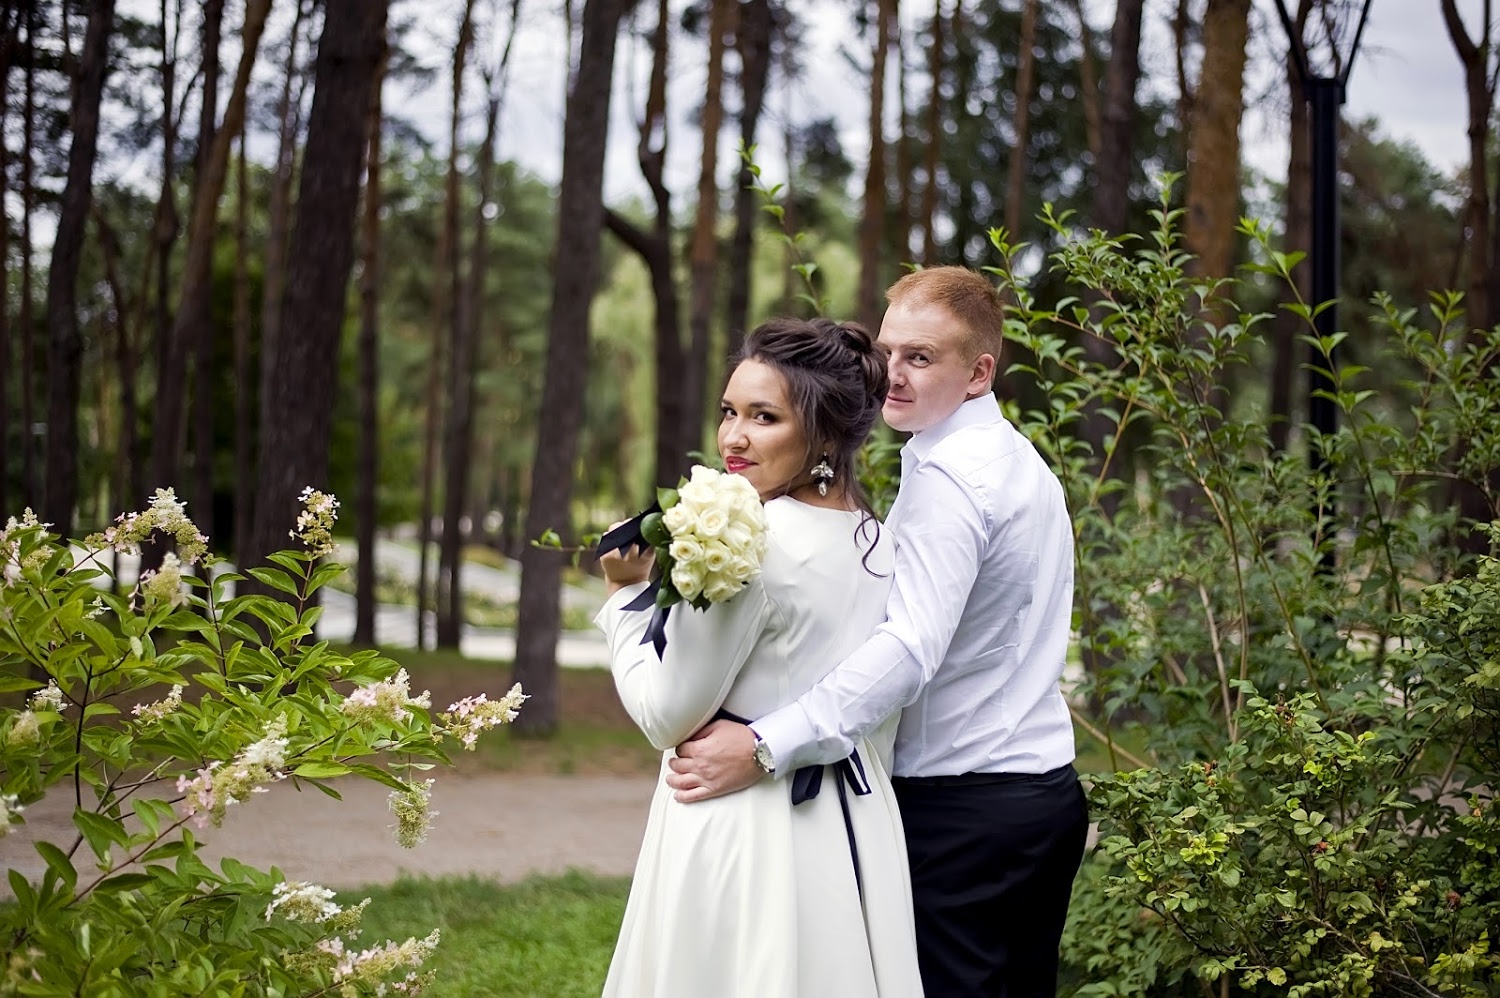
683,0,732,457
416,0,476,650
17,0,37,510
724,0,774,360
233,125,254,566
92,209,140,550
147,0,271,561
603,0,685,488
43,0,117,538
857,0,895,330
439,1,523,647
253,0,311,559
190,0,225,542
919,0,946,264
354,38,389,648
1182,0,1251,287
512,0,635,735
150,0,183,502
248,0,390,569
0,5,15,516
1003,0,1040,238
1440,0,1498,333
1269,0,1314,456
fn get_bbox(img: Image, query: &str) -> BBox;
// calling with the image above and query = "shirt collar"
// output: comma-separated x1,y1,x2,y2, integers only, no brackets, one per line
903,392,1004,467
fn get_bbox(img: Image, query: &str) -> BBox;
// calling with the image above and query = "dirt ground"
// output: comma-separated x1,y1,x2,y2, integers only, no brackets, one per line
2,668,662,897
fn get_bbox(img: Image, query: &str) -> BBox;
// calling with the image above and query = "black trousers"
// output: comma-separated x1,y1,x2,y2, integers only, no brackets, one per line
892,765,1088,998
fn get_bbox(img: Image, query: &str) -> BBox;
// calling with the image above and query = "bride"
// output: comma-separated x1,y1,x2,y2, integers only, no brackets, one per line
595,316,923,997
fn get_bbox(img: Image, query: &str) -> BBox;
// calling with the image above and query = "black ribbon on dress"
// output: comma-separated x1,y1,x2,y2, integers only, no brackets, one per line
713,708,871,902
596,504,671,657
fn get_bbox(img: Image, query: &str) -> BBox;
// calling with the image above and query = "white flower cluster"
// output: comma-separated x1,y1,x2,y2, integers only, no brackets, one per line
139,551,188,609
0,793,22,838
176,716,290,829
89,489,209,565
388,779,437,848
1,510,49,588
341,669,432,726
439,684,528,750
132,684,184,725
661,465,768,605
290,486,340,558
265,880,341,923
29,680,65,713
326,930,440,990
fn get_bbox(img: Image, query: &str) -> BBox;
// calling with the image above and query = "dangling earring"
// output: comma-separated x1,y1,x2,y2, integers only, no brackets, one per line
811,455,835,497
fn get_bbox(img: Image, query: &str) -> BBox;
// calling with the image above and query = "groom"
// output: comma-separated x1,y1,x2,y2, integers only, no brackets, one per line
667,266,1088,997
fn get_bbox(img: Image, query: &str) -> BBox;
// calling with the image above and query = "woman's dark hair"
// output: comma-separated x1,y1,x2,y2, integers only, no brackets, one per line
732,317,890,565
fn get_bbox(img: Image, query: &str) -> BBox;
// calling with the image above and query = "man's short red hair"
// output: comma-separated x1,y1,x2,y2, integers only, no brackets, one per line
885,266,1006,367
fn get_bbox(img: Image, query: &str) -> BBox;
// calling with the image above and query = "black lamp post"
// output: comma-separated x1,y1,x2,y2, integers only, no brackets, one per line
1272,0,1374,562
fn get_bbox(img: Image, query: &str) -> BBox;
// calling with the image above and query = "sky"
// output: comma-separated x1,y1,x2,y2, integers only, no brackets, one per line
379,0,1480,207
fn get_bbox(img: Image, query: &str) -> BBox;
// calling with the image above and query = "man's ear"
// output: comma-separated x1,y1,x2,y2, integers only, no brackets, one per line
967,352,997,396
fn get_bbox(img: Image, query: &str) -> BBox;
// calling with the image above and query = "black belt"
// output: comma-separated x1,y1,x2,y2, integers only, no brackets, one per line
714,708,871,901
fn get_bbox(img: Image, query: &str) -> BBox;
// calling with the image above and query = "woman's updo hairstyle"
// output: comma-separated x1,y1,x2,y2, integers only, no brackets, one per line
733,317,890,517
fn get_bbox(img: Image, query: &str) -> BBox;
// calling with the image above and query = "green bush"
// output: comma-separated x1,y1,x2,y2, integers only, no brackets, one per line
0,489,526,995
986,189,1500,995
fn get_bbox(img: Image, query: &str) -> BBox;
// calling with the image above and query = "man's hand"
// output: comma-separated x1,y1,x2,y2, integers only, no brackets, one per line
666,719,764,803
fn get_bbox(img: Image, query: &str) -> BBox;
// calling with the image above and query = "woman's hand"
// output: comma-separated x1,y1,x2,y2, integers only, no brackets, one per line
599,520,655,596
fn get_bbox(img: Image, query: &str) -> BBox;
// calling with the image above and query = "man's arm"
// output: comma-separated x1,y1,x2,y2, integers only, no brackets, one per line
667,463,986,801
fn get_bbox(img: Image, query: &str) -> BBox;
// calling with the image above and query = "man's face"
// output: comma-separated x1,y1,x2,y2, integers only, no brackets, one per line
878,302,994,433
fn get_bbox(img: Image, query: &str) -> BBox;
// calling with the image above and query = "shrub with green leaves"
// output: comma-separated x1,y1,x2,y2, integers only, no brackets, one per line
982,186,1499,995
0,489,526,996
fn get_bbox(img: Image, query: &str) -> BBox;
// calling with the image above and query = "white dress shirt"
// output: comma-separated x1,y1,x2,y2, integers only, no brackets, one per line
753,392,1077,778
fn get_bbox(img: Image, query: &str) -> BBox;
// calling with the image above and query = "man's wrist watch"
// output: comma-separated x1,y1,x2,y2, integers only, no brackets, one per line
749,728,775,776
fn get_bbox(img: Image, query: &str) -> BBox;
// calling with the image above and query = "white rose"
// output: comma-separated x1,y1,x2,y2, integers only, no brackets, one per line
677,481,716,508
671,562,706,601
725,554,756,582
668,537,705,566
695,507,729,538
662,504,694,535
689,465,721,486
702,578,742,603
721,522,753,554
701,541,731,574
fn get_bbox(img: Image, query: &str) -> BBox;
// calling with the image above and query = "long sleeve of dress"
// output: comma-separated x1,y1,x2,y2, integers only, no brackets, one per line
595,579,776,750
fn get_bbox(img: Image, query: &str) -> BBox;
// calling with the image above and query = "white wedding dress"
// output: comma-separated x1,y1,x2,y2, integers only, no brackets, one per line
594,496,923,998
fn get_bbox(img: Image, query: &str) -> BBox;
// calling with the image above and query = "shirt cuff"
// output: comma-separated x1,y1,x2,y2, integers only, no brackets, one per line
750,700,819,778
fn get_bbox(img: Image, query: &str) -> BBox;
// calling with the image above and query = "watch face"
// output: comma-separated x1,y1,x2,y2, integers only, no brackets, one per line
753,740,774,774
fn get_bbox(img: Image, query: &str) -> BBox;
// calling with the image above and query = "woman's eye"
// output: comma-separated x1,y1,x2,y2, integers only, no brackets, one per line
720,406,734,419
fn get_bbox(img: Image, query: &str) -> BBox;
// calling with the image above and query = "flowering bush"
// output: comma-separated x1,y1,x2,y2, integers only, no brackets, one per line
641,465,768,609
0,489,525,995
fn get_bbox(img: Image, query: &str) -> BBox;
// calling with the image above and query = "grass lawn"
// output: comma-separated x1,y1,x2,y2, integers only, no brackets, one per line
345,873,628,997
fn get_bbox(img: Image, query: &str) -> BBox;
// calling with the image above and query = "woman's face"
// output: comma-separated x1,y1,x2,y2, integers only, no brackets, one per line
717,359,812,500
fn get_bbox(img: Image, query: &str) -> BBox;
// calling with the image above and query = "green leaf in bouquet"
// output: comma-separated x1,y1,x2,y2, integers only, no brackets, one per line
657,486,680,510
655,585,682,610
641,511,670,548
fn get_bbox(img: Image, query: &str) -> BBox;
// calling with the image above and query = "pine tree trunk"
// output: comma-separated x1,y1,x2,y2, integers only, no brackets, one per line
190,0,224,544
355,43,388,648
1269,0,1312,457
0,19,12,518
1183,0,1250,286
248,0,389,571
1003,0,1039,239
18,0,36,509
512,0,634,736
418,0,476,650
438,66,502,649
43,0,117,539
149,0,271,562
857,0,894,330
683,0,731,458
1066,0,1101,164
151,0,182,509
920,0,945,265
93,211,137,545
233,126,254,565
724,0,772,361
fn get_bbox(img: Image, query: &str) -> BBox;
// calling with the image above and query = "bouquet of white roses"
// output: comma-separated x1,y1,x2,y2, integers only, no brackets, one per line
647,465,769,608
598,464,769,653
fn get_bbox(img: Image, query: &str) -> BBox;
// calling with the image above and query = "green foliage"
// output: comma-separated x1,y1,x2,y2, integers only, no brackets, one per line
981,187,1500,995
0,492,525,995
